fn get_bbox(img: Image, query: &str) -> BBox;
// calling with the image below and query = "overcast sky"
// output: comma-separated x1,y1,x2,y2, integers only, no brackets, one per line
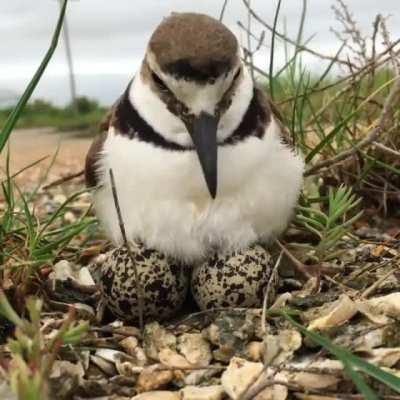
1,0,399,106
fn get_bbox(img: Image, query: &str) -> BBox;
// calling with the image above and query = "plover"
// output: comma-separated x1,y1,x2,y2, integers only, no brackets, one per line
85,12,304,263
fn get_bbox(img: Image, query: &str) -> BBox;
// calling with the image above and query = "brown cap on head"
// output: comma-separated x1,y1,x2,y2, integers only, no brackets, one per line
149,13,238,82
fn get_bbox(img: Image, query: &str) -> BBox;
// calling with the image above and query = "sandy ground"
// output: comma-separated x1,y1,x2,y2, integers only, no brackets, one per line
0,128,92,188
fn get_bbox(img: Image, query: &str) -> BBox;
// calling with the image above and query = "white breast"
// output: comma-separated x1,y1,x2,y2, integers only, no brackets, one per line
93,118,304,263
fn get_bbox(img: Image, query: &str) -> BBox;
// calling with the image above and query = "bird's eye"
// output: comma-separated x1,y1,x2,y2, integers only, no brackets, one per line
152,72,169,92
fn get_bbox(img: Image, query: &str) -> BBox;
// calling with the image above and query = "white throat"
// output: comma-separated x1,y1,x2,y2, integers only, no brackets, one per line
129,65,254,147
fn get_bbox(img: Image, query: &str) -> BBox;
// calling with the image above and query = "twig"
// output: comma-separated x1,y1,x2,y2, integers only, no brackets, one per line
361,265,397,299
219,0,229,22
171,307,251,329
109,168,144,332
268,0,282,100
305,75,400,176
241,0,356,68
275,240,313,279
246,0,255,83
261,250,283,335
0,155,49,184
238,365,270,400
373,141,400,158
42,169,84,190
278,41,400,105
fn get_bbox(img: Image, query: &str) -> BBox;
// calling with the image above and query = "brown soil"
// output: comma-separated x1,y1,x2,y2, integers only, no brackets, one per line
0,128,92,188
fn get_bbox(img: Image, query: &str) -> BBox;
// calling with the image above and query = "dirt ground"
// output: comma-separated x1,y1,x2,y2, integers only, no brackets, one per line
0,128,92,188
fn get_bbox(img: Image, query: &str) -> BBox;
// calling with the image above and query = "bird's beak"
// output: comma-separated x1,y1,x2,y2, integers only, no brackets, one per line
189,112,219,199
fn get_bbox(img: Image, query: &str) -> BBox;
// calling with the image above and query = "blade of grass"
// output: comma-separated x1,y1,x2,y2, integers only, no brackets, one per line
0,156,49,185
278,311,400,394
268,0,282,100
0,0,69,153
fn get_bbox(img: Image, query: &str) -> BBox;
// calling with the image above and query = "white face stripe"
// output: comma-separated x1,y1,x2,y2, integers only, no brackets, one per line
146,49,242,116
131,53,254,146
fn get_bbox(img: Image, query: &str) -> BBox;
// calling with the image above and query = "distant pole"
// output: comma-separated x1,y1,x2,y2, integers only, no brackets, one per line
57,0,78,110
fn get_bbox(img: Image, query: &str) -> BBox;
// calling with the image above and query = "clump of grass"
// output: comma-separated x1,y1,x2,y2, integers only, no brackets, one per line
1,151,95,281
296,185,363,261
241,0,400,214
0,291,88,400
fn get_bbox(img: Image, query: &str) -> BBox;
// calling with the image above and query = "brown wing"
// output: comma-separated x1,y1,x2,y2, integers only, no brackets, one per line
84,106,115,188
84,93,124,188
254,84,293,148
84,130,107,188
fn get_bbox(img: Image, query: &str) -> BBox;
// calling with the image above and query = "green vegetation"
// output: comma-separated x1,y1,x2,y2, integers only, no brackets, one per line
0,97,105,136
0,293,88,400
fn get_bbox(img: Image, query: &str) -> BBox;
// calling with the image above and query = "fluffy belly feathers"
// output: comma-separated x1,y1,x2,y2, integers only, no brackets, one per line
93,122,304,262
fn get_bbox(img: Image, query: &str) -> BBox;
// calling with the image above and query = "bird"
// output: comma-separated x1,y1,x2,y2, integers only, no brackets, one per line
85,12,304,265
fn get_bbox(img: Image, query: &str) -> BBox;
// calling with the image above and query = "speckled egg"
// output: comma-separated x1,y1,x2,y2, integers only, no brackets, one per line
99,245,189,321
191,245,273,311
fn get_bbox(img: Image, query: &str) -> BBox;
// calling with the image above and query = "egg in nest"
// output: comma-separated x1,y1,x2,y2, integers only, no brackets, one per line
99,244,189,321
191,244,273,311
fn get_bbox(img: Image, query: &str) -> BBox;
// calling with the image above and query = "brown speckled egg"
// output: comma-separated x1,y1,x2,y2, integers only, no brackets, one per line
191,245,273,311
99,245,189,321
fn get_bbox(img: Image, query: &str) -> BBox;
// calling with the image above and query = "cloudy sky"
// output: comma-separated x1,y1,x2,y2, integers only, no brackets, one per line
1,0,399,106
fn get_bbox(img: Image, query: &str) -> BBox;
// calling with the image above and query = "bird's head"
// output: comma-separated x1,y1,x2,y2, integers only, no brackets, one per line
143,12,244,199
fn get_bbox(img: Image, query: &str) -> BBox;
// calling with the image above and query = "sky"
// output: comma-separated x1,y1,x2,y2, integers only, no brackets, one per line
0,0,399,106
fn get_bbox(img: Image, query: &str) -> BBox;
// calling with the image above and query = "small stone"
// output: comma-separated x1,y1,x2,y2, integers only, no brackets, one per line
77,266,95,286
53,193,67,204
183,367,221,386
181,385,225,400
115,360,139,378
246,341,264,362
131,391,180,400
120,336,139,356
52,260,74,281
202,324,220,345
178,333,212,367
159,348,193,369
221,357,264,400
144,322,177,361
255,384,288,400
64,211,76,223
137,365,174,393
90,355,117,376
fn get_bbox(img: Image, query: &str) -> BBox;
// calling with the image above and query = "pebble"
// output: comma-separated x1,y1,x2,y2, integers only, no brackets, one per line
180,385,225,400
158,348,192,369
131,391,180,400
177,334,212,367
119,337,139,356
246,341,265,362
221,357,264,400
136,365,174,393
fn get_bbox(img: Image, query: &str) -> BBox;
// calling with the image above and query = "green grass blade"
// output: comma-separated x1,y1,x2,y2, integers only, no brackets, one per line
0,0,69,153
269,0,282,100
279,312,400,394
343,362,380,400
305,109,356,164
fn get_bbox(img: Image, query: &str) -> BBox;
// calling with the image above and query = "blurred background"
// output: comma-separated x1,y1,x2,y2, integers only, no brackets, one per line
1,0,399,107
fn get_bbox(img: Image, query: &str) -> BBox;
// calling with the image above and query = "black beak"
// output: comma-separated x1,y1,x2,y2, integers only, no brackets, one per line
189,112,219,199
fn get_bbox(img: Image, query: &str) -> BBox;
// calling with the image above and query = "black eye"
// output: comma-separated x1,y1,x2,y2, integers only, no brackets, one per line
152,72,169,92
